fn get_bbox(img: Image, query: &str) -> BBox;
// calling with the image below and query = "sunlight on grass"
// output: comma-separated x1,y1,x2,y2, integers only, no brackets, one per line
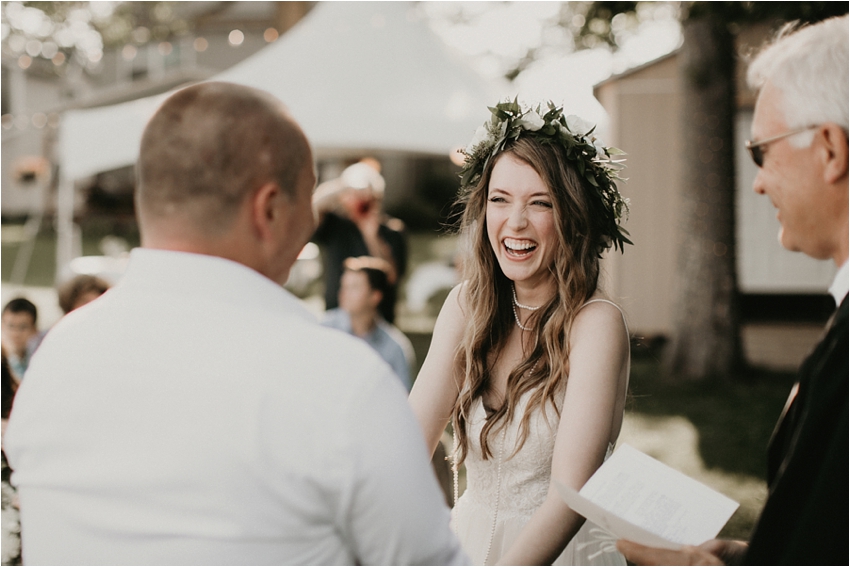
619,413,766,540
621,354,795,540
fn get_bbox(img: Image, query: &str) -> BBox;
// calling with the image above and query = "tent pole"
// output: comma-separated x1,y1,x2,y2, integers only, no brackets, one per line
55,172,77,285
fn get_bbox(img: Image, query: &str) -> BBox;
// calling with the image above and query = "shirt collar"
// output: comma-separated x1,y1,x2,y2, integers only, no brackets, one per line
828,261,849,306
121,248,316,323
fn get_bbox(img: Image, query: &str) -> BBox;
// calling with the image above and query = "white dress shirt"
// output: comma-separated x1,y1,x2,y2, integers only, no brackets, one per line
4,249,465,566
828,261,848,306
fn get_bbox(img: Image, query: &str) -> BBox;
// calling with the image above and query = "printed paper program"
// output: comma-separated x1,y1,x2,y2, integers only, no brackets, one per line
557,444,739,550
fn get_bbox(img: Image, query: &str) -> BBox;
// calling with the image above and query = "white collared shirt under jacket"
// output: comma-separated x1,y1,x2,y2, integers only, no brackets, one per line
828,261,848,306
5,249,466,566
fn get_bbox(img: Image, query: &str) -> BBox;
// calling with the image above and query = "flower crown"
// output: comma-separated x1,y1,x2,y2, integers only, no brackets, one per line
460,99,632,253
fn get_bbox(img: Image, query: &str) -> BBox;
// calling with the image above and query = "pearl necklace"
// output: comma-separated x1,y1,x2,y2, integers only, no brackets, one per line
511,283,543,311
511,283,545,331
512,302,534,332
482,427,507,566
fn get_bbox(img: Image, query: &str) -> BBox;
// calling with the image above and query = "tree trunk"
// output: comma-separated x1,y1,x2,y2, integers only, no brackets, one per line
663,15,744,381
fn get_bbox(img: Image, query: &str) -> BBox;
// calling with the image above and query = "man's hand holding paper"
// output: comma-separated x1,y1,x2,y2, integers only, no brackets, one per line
616,538,749,566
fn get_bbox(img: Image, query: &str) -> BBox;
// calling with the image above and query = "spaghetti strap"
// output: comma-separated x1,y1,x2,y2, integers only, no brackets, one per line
580,298,629,331
579,298,631,396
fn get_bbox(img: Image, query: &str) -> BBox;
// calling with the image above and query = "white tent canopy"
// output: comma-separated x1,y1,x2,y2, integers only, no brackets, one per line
55,1,505,281
58,1,504,181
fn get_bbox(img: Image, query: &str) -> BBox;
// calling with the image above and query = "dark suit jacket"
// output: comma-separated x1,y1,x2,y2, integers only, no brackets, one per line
745,295,848,565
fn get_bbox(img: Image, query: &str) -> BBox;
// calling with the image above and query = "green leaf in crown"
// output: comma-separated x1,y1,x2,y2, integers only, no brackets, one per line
459,99,631,254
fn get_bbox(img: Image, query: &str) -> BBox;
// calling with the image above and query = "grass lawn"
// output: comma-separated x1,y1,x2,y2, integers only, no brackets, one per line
2,220,140,287
2,227,61,287
622,351,795,540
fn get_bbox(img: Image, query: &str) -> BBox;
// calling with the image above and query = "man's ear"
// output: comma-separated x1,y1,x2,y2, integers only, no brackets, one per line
251,181,284,241
369,289,384,310
821,123,849,185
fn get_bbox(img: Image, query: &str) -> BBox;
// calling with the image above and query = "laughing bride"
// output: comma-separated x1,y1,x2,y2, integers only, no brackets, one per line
410,101,631,565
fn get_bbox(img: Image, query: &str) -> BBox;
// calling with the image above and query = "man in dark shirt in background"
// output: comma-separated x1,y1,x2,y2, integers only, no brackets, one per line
312,159,407,324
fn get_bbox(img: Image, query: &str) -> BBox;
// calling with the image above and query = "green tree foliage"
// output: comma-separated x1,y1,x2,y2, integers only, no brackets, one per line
578,2,848,41
2,1,190,74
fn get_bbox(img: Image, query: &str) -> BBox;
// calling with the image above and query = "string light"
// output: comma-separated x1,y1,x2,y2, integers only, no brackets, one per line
41,41,58,59
7,27,280,130
1,113,60,130
25,39,42,57
31,113,47,129
122,44,137,60
228,29,244,46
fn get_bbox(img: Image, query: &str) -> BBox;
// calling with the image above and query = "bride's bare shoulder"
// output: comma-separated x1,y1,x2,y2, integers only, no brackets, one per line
570,295,628,350
432,282,470,334
444,282,469,313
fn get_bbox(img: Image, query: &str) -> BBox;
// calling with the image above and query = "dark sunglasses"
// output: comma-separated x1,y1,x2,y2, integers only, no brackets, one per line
744,125,818,167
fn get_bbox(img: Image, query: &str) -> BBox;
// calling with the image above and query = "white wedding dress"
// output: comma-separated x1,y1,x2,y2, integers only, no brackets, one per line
451,299,628,566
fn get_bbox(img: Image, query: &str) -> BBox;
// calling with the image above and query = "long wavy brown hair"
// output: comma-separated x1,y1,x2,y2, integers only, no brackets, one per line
451,136,613,463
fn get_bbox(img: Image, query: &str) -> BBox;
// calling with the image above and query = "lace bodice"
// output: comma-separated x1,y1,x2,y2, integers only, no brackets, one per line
454,386,621,565
462,390,563,519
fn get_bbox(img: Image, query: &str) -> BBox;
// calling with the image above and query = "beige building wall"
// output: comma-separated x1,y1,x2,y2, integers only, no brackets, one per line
598,55,682,337
596,29,836,337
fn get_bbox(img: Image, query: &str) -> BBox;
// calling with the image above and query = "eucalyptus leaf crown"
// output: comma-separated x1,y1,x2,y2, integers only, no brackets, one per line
460,99,632,253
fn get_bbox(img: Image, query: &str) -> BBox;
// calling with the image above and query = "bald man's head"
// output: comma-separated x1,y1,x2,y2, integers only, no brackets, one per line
136,82,312,236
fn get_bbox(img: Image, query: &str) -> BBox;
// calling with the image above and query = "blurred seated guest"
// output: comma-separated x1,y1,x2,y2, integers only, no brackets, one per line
322,256,415,391
57,274,111,315
312,159,407,323
1,299,43,380
2,348,21,566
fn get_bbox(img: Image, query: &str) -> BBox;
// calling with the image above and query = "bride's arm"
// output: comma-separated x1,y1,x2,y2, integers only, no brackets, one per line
497,300,630,565
408,283,467,456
